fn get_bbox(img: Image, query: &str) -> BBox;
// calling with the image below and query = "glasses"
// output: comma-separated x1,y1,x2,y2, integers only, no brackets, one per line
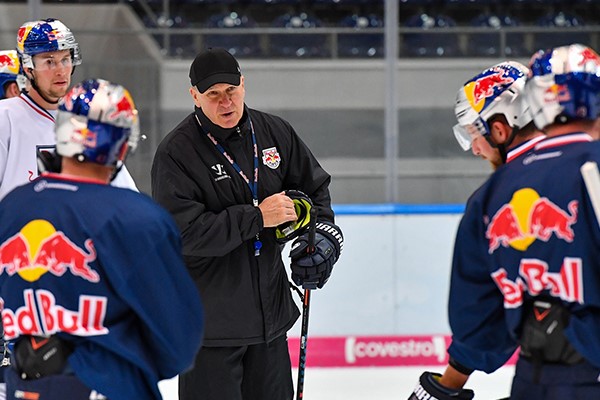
33,54,73,71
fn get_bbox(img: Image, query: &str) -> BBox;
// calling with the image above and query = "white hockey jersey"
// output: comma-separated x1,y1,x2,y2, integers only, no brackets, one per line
0,93,138,200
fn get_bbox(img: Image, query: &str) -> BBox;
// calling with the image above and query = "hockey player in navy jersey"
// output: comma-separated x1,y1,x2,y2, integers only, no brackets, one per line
409,44,600,400
0,78,204,400
408,60,545,399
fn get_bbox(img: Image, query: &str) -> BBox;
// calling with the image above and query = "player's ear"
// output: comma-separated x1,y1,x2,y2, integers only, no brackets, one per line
490,120,510,144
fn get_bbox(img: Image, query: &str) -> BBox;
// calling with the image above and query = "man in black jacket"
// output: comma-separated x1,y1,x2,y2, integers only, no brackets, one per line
151,48,343,400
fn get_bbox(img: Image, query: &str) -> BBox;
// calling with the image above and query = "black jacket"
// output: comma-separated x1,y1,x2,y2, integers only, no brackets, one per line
151,105,334,346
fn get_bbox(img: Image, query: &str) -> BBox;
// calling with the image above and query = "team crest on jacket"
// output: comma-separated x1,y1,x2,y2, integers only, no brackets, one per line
262,147,281,169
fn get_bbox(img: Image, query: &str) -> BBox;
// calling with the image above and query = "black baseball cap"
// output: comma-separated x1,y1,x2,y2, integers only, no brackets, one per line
189,48,241,93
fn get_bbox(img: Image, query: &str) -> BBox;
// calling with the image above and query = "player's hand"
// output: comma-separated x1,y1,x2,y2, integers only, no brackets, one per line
289,221,343,290
258,192,297,228
407,372,474,400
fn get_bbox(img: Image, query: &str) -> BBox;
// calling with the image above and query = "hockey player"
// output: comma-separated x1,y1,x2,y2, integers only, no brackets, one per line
0,50,23,100
408,61,546,399
410,44,600,400
452,61,544,170
0,18,137,200
151,48,343,400
0,78,204,400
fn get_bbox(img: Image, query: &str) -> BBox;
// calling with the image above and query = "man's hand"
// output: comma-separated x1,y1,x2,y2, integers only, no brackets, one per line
258,192,297,228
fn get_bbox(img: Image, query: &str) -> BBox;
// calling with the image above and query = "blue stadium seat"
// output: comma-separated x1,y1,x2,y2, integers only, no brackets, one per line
403,13,461,57
143,14,196,58
532,12,589,52
466,14,528,57
337,14,384,58
204,12,262,58
269,13,329,58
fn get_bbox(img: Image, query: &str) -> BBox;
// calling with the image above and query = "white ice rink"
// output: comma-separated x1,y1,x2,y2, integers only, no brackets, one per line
158,365,515,400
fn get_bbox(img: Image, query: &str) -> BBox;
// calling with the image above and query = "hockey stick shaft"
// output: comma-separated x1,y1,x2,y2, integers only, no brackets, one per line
580,161,600,228
296,206,318,400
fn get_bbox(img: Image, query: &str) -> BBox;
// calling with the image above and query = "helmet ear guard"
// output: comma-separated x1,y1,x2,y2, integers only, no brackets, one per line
275,190,314,243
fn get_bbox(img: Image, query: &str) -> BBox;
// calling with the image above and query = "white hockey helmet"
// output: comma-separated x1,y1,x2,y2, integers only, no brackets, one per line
453,61,533,150
17,18,82,71
526,43,600,129
56,79,140,166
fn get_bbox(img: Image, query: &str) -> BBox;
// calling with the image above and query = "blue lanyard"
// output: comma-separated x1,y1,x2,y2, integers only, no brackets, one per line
197,116,263,256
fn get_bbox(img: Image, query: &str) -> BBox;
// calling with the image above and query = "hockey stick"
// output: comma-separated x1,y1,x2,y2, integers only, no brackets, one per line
580,161,600,227
296,206,318,400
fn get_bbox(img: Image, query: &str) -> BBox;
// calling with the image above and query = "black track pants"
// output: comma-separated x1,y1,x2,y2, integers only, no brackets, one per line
179,335,294,400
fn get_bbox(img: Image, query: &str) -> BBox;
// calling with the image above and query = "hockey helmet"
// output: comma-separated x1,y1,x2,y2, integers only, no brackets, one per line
0,50,23,99
17,18,82,71
56,79,140,166
526,43,600,129
275,190,314,243
453,61,532,151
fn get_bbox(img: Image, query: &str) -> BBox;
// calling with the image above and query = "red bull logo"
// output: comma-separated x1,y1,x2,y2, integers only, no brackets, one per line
492,257,583,308
0,219,99,283
73,127,98,148
262,147,281,169
0,50,19,75
486,188,577,254
578,47,600,67
2,288,108,339
108,90,136,123
464,67,515,112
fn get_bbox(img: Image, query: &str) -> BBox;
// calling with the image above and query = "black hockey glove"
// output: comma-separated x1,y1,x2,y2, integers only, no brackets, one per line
407,372,474,400
290,221,343,290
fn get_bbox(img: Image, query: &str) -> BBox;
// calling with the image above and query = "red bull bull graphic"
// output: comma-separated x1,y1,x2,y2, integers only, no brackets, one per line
492,257,583,308
0,50,19,75
486,188,578,254
261,147,281,169
464,65,518,113
2,288,108,340
0,219,99,282
108,90,136,123
578,47,600,67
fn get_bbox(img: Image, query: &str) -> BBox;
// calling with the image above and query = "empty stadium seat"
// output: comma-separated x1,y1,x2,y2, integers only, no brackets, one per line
337,14,384,58
403,13,461,57
269,13,329,58
204,12,262,58
466,13,528,57
532,12,589,51
143,14,196,58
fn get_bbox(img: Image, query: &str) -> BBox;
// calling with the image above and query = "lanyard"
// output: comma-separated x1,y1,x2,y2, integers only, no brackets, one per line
197,116,263,256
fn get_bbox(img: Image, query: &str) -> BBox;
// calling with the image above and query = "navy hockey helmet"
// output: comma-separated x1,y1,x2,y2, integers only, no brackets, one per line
17,18,82,72
55,79,140,166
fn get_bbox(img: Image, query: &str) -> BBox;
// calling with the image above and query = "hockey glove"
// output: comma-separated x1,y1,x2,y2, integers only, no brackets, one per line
290,221,343,290
407,372,474,400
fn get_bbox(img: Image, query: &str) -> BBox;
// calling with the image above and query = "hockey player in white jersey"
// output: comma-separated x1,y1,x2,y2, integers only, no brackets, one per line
0,18,137,200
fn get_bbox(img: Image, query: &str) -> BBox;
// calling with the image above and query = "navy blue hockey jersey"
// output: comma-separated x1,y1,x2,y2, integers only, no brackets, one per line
0,174,204,399
448,133,600,373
